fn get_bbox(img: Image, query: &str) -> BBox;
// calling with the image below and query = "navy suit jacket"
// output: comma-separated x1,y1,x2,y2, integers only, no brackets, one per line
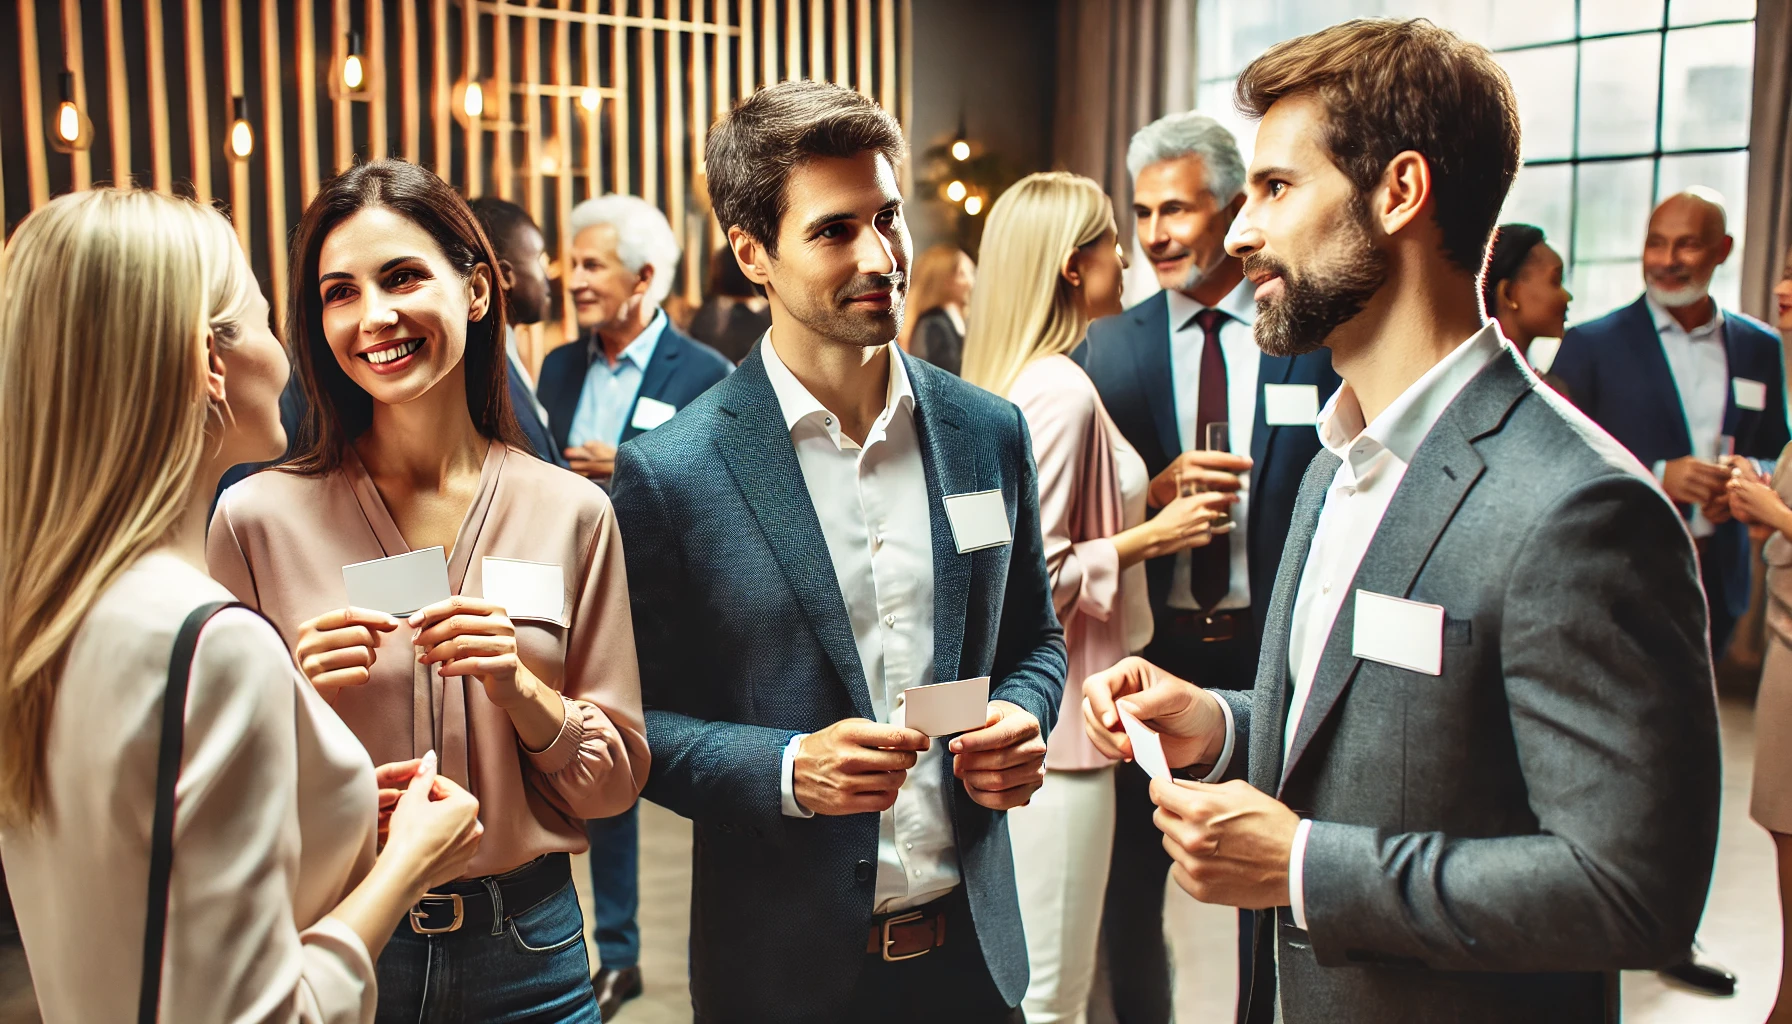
609,347,1067,1022
1552,296,1790,632
538,321,733,454
1073,289,1340,642
507,367,566,468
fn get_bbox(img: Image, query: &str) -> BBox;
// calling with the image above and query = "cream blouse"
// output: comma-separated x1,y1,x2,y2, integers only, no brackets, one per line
208,440,648,877
1,551,379,1023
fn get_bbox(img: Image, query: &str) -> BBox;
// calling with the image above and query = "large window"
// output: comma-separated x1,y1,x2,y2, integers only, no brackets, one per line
1195,0,1756,321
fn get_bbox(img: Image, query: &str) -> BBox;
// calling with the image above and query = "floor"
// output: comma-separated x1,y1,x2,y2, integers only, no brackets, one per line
0,696,1780,1023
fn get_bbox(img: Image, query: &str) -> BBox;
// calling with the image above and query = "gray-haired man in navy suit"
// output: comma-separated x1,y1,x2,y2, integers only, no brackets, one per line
610,80,1065,1023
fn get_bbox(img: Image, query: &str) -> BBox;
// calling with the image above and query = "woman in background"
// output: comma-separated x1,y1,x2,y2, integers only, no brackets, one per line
1722,241,1792,1024
689,244,772,364
901,243,975,375
960,172,1229,1023
1483,222,1573,392
0,189,481,1022
209,159,647,1023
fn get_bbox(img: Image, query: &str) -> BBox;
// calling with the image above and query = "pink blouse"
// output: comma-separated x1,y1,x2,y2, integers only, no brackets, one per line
1010,355,1137,771
208,440,648,877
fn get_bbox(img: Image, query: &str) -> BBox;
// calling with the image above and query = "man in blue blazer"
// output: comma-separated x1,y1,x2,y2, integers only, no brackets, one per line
1073,111,1339,1023
610,81,1066,1023
1550,188,1783,998
469,196,567,468
538,193,732,488
533,192,732,1018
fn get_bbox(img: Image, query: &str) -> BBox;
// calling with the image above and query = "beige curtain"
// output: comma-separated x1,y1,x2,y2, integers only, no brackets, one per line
1743,0,1792,323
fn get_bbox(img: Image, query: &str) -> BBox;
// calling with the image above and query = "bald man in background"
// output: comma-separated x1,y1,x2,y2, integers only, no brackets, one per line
1552,189,1788,997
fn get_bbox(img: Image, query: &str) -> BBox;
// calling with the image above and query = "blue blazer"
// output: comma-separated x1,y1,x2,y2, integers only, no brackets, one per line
1552,296,1790,633
507,369,566,468
609,348,1067,1022
1073,290,1340,637
538,322,733,454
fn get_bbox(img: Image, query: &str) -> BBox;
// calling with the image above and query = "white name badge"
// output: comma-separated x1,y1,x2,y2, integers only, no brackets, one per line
942,489,1012,554
630,395,678,431
481,557,567,626
1351,590,1444,676
1264,383,1321,426
1733,377,1768,412
341,547,451,616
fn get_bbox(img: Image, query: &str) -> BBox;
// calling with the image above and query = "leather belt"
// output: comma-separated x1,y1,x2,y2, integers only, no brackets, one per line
865,893,955,961
408,852,571,935
1168,608,1250,643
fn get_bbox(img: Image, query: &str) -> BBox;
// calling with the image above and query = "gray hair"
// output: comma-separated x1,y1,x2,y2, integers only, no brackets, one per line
567,194,681,305
1126,111,1246,203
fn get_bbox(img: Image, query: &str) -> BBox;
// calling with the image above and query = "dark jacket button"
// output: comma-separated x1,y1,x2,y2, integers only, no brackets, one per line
855,860,872,882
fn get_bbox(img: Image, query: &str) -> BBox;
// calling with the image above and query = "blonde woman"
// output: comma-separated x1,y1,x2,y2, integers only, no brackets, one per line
961,172,1229,1023
900,243,975,373
0,189,482,1023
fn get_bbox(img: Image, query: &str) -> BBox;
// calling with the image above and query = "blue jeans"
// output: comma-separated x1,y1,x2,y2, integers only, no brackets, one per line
375,873,599,1023
585,803,640,970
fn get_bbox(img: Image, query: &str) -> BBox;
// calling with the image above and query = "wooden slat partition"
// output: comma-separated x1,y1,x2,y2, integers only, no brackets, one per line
8,0,904,331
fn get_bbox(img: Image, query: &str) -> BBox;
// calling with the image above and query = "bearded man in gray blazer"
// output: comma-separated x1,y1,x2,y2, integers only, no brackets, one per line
1083,18,1721,1024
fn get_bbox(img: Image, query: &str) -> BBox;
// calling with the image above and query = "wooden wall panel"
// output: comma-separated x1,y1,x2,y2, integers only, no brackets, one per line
7,0,906,314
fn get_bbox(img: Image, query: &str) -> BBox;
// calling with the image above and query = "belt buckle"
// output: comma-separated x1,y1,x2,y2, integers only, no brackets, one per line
409,893,465,934
880,910,929,962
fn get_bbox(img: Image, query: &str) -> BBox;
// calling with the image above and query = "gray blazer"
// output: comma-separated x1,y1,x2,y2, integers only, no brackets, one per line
1212,349,1721,1024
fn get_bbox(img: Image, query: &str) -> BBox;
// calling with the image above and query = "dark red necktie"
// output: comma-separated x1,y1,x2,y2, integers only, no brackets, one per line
1188,308,1231,612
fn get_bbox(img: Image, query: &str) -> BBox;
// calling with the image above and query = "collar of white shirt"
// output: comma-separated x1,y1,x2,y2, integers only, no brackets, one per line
1316,323,1509,480
586,307,669,371
1645,292,1725,342
760,331,916,449
1163,275,1259,332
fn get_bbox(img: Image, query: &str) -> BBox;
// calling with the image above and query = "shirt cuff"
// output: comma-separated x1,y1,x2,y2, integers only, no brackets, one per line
1289,817,1314,930
1651,459,1667,483
781,733,814,818
1195,693,1237,783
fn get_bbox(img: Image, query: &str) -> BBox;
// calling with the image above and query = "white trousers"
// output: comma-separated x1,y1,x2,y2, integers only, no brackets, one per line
1008,764,1117,1024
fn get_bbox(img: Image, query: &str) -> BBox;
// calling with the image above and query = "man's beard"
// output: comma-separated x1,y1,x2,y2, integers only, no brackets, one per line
1244,196,1388,358
1645,273,1712,310
1174,253,1209,293
782,272,907,349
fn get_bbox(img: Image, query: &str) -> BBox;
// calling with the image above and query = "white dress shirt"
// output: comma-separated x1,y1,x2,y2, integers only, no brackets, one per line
1645,294,1729,539
1279,324,1505,928
763,335,962,913
1165,281,1260,611
568,309,668,449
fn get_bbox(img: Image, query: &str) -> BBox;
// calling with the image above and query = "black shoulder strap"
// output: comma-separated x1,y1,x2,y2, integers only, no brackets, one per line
138,599,248,1024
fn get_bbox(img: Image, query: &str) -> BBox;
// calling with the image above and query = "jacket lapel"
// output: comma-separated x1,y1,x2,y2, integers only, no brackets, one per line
1278,352,1531,792
1249,448,1336,794
542,341,594,451
1131,293,1183,461
1721,313,1745,438
712,352,876,719
1249,352,1298,471
908,352,976,687
622,331,685,444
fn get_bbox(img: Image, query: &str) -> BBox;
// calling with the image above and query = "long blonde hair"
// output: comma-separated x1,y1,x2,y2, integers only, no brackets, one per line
0,189,253,826
898,243,968,351
960,172,1114,396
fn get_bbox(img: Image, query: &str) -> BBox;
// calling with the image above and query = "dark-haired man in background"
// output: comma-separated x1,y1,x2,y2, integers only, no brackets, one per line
609,80,1065,1022
468,196,566,468
1084,18,1719,1023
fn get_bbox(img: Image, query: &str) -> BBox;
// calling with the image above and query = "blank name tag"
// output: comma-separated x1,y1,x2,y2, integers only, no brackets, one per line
630,396,678,431
943,490,1011,554
902,676,990,736
1352,590,1444,675
1264,383,1320,426
481,557,567,626
341,547,451,616
1733,378,1768,412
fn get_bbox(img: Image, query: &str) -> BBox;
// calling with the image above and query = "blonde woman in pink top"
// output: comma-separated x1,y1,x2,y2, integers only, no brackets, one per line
0,189,482,1023
208,160,646,1023
962,172,1231,1023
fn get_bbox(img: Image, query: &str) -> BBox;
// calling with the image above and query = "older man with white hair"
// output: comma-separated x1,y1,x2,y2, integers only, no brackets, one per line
539,193,732,486
1072,111,1338,1024
534,194,730,1019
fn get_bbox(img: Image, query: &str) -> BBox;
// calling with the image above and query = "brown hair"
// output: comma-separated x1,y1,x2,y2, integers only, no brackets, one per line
283,159,524,475
1234,18,1521,274
706,80,907,257
898,244,969,351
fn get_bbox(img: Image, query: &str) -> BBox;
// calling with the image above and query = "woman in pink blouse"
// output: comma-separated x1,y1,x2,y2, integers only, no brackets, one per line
962,172,1230,1023
209,160,647,1023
